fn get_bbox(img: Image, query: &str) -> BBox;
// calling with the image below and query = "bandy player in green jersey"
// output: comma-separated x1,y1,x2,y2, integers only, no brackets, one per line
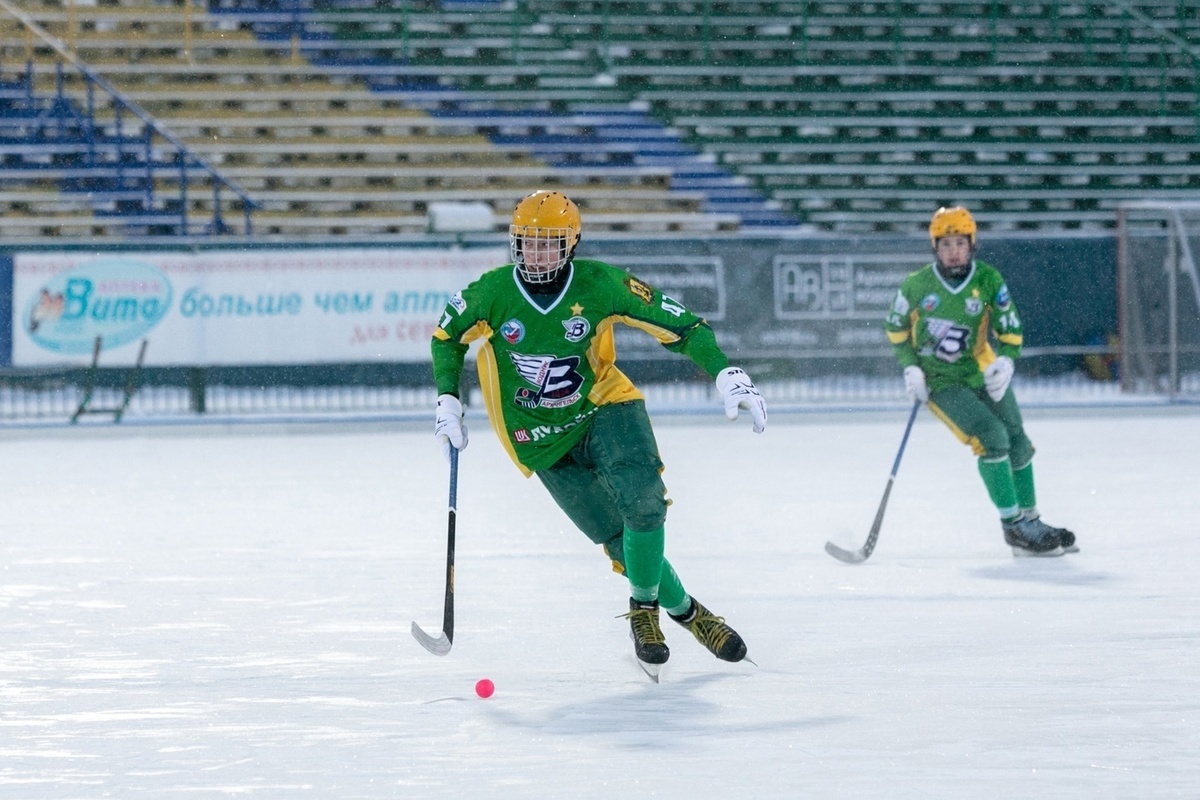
430,190,767,679
884,206,1077,557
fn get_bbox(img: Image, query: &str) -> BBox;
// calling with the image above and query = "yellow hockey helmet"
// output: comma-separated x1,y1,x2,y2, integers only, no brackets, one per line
928,206,977,247
510,190,582,284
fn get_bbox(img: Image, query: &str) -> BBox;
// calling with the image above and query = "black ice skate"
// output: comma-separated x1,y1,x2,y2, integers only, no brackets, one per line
624,598,669,681
1002,516,1064,557
669,598,748,663
1021,513,1078,553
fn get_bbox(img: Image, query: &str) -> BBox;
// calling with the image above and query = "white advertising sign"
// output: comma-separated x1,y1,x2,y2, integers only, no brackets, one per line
12,247,507,366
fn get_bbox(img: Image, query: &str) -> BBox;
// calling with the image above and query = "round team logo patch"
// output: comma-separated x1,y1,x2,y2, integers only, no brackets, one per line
562,315,590,343
921,293,940,312
500,319,525,344
996,284,1012,309
965,297,983,316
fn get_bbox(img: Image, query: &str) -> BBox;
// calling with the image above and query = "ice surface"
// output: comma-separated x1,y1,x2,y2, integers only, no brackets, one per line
1,406,1198,797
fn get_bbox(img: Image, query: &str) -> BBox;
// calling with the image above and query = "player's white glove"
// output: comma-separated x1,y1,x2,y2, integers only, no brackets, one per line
903,365,929,404
983,355,1015,402
715,367,767,433
434,393,468,461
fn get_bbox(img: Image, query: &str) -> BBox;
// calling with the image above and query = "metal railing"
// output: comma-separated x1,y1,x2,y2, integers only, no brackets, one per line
0,0,258,235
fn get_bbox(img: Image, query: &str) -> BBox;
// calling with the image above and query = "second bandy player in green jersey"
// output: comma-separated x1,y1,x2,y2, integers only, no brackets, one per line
430,190,768,679
884,206,1077,557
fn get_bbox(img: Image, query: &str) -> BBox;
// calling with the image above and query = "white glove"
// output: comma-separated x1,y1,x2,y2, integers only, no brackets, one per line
983,355,1015,402
903,365,929,403
434,393,468,461
715,367,767,433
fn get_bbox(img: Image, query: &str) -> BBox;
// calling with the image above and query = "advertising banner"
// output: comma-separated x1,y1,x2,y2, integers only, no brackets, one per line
6,236,1115,372
12,247,507,367
595,246,919,361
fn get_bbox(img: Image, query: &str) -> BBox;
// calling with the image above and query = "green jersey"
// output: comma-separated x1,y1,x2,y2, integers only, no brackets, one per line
431,258,729,475
883,260,1023,392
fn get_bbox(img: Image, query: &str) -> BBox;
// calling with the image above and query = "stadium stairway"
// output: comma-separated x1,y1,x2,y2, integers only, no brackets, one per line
0,51,246,237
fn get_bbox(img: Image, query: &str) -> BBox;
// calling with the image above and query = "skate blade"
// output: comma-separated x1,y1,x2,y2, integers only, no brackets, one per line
636,659,663,683
1062,543,1080,554
1011,545,1065,558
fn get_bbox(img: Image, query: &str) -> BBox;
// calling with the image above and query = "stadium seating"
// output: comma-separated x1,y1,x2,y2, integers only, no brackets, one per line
526,0,1200,232
0,0,750,236
2,0,1198,236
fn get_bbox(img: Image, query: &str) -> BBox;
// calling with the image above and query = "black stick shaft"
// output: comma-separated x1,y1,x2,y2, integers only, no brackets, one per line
860,400,920,557
441,446,458,645
889,400,921,480
825,400,920,563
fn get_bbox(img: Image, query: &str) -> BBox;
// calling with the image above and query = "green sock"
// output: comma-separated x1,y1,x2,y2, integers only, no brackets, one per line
623,525,665,602
977,456,1020,520
657,560,690,616
1012,460,1037,511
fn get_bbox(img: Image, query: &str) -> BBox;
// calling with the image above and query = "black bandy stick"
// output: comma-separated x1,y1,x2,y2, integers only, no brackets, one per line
412,446,458,655
825,401,920,564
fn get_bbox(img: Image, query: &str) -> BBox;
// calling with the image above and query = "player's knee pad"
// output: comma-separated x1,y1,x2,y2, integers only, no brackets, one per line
609,464,668,533
623,496,667,533
1009,435,1035,470
976,426,1011,461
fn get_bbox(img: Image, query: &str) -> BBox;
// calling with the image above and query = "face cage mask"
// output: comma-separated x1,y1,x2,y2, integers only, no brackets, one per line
934,240,975,279
510,225,573,284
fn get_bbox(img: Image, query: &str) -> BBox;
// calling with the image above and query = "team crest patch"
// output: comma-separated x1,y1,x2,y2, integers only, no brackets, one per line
449,292,466,314
626,277,654,304
500,319,526,344
965,297,983,316
996,284,1011,309
562,315,590,343
510,352,585,409
921,293,940,312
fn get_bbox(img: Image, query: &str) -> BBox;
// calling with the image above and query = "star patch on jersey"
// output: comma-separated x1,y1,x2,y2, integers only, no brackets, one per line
626,277,654,304
500,319,526,344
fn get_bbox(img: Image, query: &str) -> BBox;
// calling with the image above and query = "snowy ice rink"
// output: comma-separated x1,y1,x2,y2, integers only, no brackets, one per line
2,402,1198,797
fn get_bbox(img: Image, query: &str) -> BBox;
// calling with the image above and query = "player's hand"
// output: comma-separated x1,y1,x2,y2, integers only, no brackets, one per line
434,393,468,461
983,356,1014,402
903,365,929,403
716,367,767,433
